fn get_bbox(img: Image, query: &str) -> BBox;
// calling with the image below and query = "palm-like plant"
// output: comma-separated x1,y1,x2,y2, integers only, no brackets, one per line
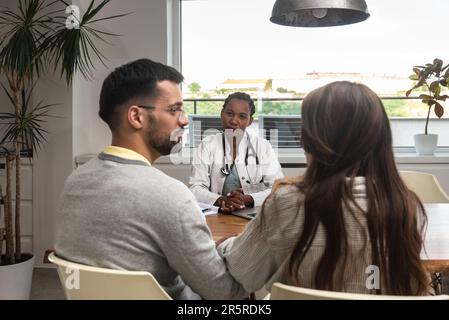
0,0,128,265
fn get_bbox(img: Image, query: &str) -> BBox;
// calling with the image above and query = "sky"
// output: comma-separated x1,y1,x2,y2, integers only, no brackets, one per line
181,0,449,89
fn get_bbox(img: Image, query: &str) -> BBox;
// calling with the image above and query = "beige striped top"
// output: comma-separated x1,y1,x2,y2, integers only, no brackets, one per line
218,176,427,294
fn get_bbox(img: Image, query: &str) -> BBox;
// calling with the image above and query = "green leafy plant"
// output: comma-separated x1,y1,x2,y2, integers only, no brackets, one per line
406,58,449,134
0,0,128,266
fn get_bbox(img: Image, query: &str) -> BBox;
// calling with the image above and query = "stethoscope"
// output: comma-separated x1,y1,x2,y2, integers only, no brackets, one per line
220,132,261,184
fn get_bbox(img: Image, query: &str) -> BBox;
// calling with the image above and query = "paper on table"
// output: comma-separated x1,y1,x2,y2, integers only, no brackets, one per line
198,202,219,215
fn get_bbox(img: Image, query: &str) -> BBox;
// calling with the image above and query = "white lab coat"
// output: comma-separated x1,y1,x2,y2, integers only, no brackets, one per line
189,132,284,207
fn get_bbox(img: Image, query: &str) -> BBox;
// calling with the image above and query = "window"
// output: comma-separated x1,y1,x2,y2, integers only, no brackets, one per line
259,115,301,148
181,0,449,147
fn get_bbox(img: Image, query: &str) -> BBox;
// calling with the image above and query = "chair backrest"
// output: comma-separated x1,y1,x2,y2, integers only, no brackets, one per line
270,282,449,300
48,252,172,300
188,115,222,148
399,171,449,203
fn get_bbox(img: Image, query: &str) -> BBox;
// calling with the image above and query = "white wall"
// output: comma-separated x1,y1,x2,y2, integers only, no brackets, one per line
33,74,73,266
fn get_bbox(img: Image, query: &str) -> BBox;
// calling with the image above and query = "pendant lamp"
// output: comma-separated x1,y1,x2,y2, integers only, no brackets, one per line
270,0,370,27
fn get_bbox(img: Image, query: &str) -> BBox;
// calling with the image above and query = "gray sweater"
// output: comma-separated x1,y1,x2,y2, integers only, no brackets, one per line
55,153,247,300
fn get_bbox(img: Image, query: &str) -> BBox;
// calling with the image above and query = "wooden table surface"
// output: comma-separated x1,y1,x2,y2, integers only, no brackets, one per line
206,213,248,242
206,203,449,274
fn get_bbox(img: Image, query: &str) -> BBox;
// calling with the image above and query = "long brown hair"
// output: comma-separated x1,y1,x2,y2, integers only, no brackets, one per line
280,81,427,295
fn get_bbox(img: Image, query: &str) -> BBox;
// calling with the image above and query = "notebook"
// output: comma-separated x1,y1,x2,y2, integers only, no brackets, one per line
198,202,219,216
231,207,258,220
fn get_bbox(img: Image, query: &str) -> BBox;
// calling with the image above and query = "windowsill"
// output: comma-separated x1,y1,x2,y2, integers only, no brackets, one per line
75,149,449,166
393,153,449,163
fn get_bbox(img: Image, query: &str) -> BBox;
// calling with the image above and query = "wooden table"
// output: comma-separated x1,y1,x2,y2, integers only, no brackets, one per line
421,203,449,273
206,214,248,241
206,203,449,274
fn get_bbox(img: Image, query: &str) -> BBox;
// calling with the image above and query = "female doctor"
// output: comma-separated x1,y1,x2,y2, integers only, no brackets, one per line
189,92,284,214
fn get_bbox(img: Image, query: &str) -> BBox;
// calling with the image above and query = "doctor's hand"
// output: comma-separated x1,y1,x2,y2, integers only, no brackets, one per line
226,190,245,211
232,188,254,208
214,196,235,215
215,191,248,214
219,201,233,215
220,199,241,214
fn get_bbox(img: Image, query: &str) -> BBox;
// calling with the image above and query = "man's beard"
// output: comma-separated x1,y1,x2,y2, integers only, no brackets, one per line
149,134,177,156
147,114,182,156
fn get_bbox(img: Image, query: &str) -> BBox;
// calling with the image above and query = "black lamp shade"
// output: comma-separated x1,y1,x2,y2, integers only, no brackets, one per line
270,0,370,27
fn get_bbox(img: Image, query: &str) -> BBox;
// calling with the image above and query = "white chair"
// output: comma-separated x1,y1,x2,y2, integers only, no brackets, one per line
400,170,448,291
270,282,449,300
399,171,449,203
399,171,449,294
48,252,172,300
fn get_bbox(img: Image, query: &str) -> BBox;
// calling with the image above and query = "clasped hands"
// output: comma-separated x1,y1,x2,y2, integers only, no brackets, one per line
215,188,253,215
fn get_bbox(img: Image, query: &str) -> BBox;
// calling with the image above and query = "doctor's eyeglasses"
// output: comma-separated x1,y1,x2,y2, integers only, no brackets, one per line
137,105,188,121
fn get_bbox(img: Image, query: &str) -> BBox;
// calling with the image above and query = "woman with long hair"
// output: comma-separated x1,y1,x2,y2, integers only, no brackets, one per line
217,81,430,295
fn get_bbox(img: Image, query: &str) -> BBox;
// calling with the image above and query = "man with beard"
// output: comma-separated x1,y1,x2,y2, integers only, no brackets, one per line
54,59,248,300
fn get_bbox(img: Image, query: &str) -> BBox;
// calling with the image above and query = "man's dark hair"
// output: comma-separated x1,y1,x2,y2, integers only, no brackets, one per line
222,92,256,116
99,58,184,129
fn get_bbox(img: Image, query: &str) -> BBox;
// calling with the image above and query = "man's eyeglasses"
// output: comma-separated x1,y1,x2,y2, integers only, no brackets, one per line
137,105,188,121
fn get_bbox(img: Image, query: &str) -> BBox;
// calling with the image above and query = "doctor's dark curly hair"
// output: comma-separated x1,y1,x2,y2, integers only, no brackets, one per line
222,92,256,116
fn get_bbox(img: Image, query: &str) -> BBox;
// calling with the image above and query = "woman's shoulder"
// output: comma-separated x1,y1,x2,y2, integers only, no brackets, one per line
272,177,304,194
265,178,304,210
259,179,305,246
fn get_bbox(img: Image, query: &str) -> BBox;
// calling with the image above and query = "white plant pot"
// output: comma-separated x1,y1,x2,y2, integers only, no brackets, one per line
0,254,35,300
414,133,438,155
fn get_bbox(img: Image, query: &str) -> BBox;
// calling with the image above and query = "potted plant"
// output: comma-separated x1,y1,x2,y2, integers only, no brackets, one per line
0,0,128,299
406,58,449,155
